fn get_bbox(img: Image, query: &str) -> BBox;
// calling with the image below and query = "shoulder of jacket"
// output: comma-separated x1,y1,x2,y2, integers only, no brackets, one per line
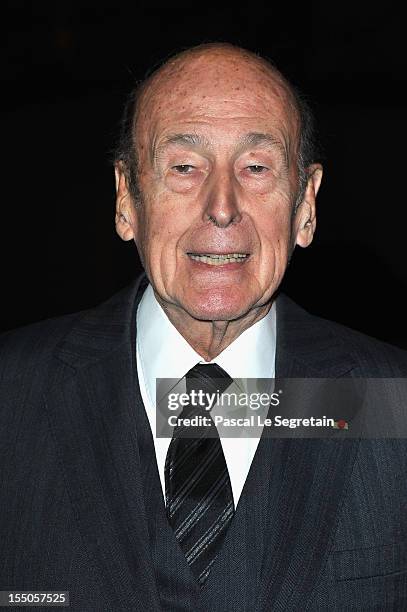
0,310,87,384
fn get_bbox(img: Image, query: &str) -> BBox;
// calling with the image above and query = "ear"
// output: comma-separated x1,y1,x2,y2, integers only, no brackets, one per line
294,163,323,248
114,162,136,242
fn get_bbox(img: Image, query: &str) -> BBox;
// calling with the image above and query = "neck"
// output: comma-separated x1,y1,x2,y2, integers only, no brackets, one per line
156,295,272,361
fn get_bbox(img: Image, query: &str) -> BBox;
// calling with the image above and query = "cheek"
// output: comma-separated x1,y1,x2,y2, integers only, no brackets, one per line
258,214,293,274
136,201,189,278
251,182,294,248
136,196,171,249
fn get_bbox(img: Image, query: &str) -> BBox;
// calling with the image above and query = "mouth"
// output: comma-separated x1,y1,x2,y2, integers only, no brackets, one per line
187,252,250,266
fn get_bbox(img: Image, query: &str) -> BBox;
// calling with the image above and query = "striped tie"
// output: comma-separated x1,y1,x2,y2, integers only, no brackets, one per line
164,363,235,586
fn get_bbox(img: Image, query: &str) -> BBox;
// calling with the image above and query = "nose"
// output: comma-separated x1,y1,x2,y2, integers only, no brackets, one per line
203,168,242,228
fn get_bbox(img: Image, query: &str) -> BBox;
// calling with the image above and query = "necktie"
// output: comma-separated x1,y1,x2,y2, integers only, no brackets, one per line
164,363,235,586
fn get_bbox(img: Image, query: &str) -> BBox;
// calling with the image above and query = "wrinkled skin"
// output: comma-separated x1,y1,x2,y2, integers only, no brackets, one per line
115,45,322,360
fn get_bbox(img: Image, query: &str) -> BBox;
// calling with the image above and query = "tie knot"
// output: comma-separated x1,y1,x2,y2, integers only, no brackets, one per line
185,363,233,399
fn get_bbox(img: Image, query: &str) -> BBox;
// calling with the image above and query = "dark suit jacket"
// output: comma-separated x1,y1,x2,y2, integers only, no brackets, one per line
1,273,407,611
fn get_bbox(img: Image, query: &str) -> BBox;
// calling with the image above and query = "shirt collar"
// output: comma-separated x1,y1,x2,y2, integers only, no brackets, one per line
136,283,276,405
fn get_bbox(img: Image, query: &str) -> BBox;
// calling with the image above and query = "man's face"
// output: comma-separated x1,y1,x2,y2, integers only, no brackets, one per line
117,50,320,322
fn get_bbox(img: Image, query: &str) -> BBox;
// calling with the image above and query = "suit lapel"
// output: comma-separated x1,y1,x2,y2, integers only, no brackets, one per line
274,293,357,379
45,274,162,610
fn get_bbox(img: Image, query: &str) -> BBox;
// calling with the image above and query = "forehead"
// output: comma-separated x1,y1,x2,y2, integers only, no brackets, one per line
135,51,299,153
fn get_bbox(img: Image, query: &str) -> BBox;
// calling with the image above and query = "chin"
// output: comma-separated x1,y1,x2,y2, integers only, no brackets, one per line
182,289,253,322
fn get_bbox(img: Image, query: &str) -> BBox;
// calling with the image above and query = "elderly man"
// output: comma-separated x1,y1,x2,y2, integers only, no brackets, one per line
1,43,407,611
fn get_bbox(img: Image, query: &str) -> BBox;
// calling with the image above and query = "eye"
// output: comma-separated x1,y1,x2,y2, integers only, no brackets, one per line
246,164,268,173
172,164,194,174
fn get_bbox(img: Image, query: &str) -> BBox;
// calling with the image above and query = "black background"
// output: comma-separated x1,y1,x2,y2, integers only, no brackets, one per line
2,1,406,347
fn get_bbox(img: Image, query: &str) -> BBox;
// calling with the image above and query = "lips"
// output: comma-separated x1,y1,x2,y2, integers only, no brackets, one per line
187,253,249,265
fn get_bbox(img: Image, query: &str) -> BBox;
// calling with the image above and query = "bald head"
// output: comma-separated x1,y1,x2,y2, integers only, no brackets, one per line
136,44,299,131
115,43,318,206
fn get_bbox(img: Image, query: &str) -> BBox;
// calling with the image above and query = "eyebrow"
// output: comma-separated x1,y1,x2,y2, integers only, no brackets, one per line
237,132,290,167
160,133,212,149
152,133,211,165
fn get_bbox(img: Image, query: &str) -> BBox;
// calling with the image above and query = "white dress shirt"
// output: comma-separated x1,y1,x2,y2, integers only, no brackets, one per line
136,283,276,508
